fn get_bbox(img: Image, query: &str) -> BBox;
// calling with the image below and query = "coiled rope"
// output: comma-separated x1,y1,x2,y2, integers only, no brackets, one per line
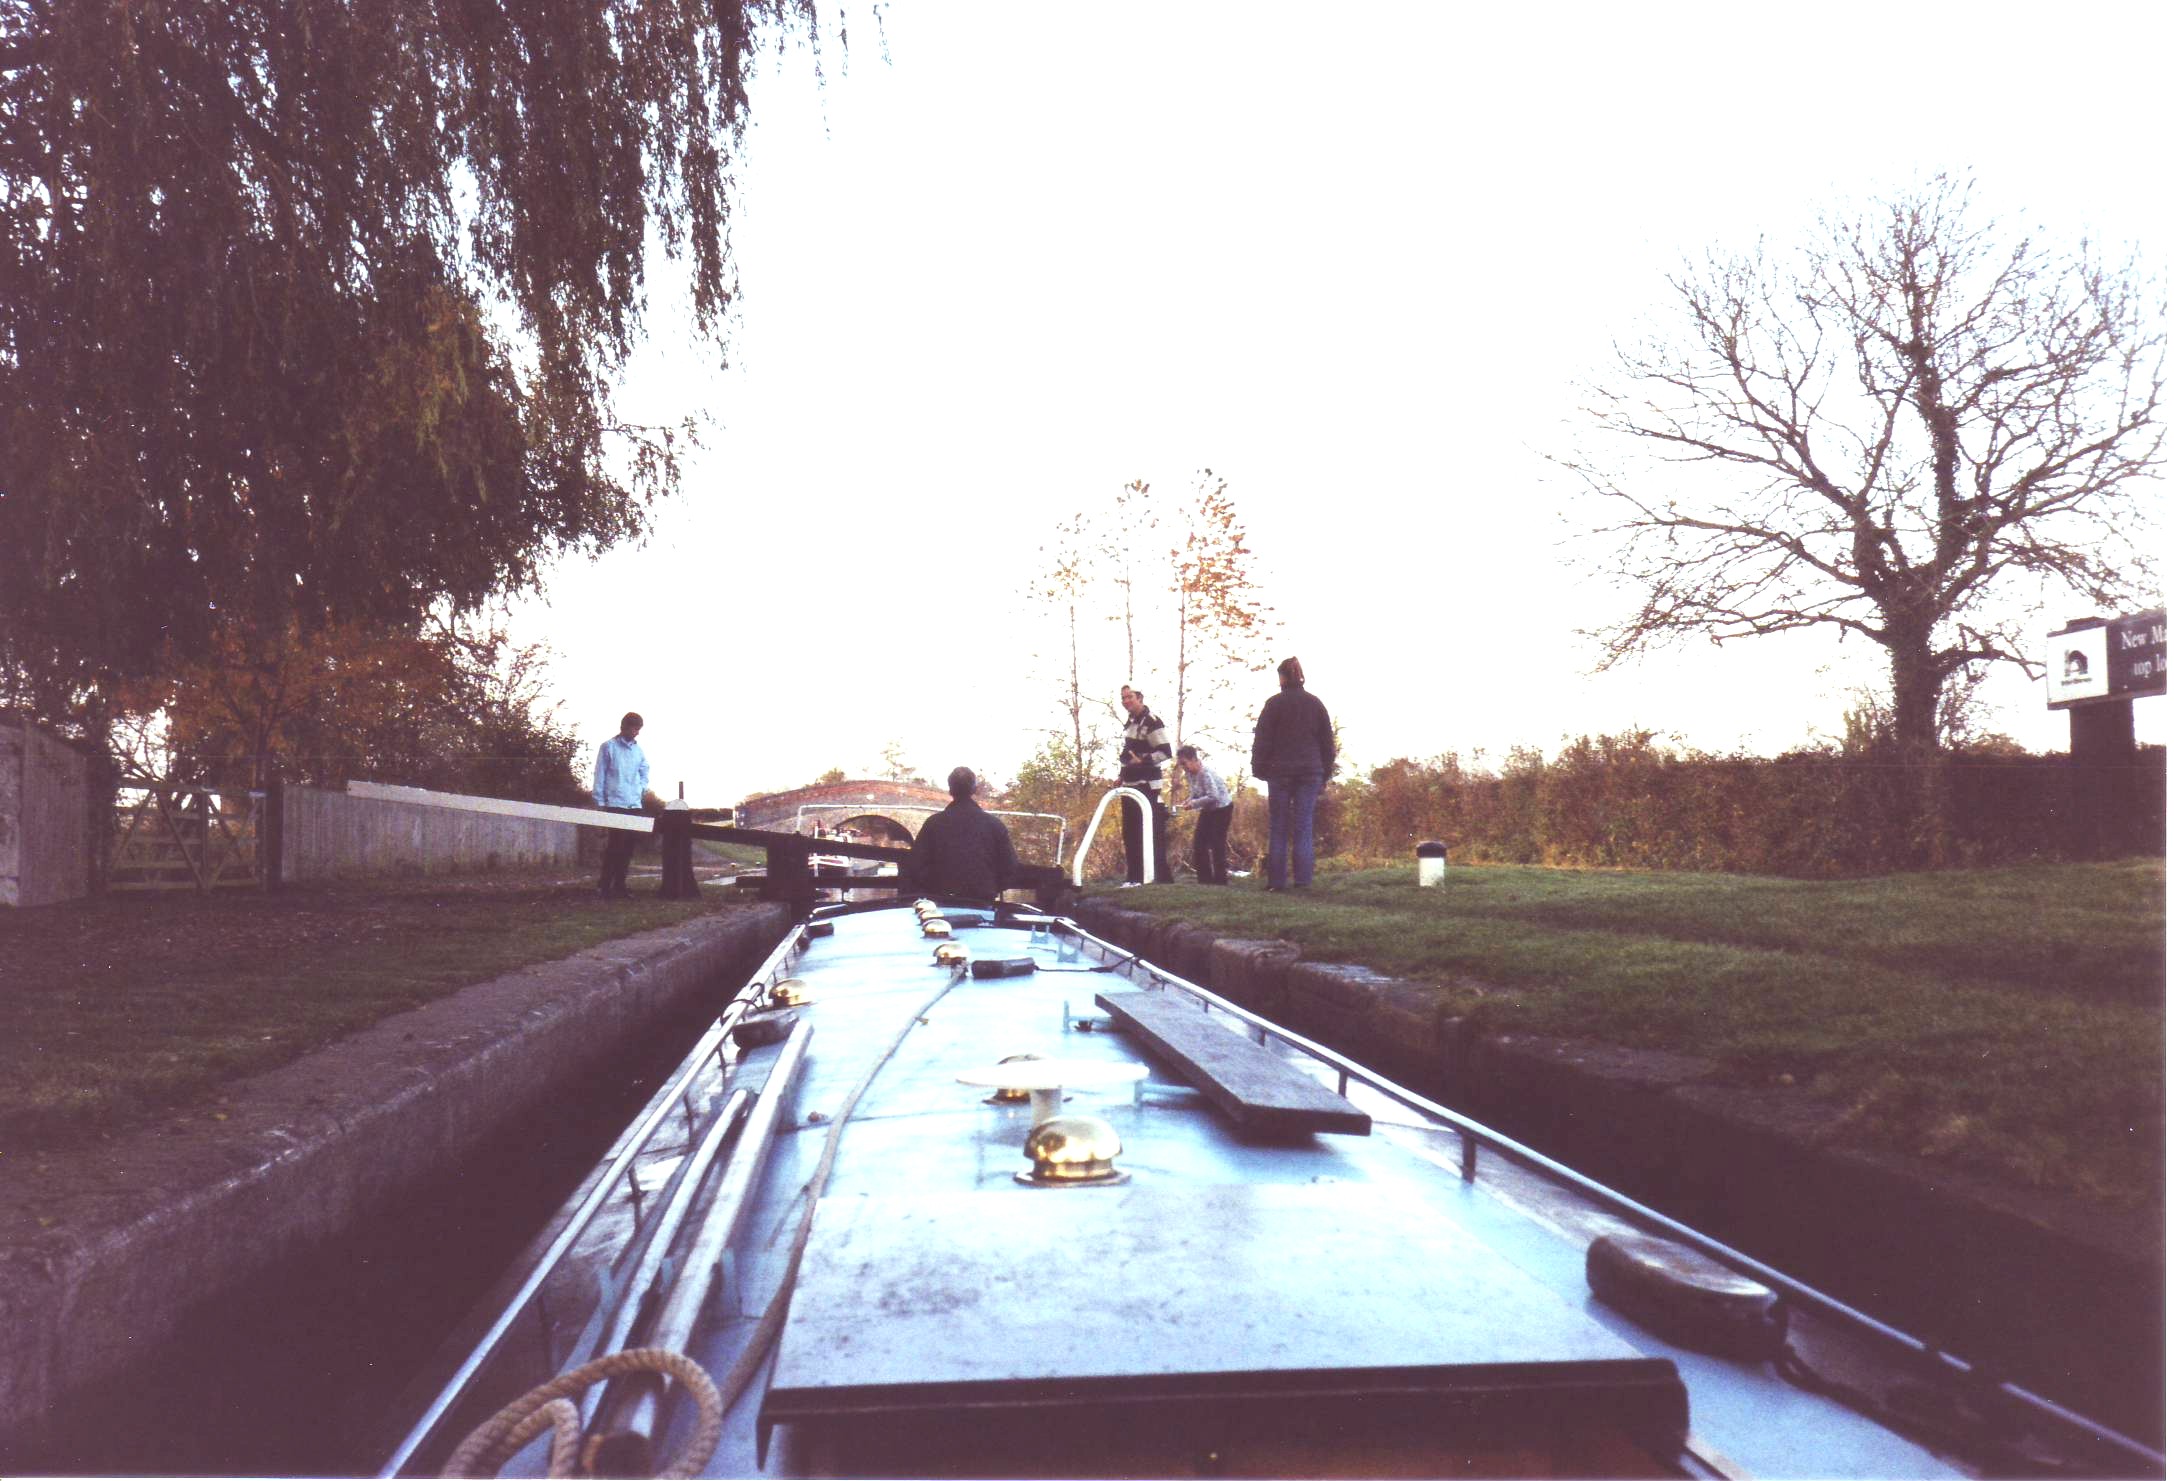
442,962,969,1479
440,1348,721,1479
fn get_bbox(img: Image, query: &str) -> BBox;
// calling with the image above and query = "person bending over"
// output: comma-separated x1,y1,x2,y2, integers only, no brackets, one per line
1176,745,1233,884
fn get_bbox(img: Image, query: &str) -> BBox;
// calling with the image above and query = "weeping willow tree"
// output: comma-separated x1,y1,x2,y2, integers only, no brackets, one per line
0,0,832,738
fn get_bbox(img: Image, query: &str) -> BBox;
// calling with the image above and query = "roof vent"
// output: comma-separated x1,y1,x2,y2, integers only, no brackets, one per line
1018,1115,1127,1186
954,1058,1148,1127
987,1052,1043,1104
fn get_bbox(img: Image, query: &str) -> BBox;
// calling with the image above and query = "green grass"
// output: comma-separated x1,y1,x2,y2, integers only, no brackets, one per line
0,872,750,1154
1097,859,2165,1208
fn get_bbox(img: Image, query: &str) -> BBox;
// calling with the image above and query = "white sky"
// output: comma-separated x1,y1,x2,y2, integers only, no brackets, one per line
505,2,2170,803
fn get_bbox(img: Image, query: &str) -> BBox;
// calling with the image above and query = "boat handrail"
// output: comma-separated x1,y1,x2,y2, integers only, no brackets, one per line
1055,918,2165,1473
581,1089,754,1375
379,1012,748,1476
593,1019,816,1441
378,920,827,1478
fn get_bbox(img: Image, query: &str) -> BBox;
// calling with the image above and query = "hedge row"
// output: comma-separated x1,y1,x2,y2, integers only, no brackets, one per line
1318,733,2166,877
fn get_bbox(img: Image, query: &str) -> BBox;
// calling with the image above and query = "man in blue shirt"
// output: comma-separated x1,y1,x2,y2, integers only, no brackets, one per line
593,711,650,897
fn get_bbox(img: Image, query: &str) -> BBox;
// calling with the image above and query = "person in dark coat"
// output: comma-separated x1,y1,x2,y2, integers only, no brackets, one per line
907,766,1019,899
1250,656,1335,890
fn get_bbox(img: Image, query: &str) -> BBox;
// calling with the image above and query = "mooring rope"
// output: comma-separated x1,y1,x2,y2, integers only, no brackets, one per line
440,1347,721,1479
441,959,968,1479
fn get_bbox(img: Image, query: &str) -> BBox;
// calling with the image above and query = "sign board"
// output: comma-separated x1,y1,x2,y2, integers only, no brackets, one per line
2046,609,2167,708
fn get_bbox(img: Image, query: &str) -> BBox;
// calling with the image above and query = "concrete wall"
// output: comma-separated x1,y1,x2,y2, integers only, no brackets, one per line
0,721,90,908
0,905,791,1461
281,785,579,881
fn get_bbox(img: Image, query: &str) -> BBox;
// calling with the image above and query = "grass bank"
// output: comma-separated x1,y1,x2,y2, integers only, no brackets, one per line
0,871,751,1155
1096,858,2164,1209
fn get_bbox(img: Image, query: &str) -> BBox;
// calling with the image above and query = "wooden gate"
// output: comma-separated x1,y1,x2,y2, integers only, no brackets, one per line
109,786,266,891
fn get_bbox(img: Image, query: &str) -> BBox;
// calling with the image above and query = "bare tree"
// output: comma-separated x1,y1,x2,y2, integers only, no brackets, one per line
1027,511,1100,786
1022,478,1160,785
1168,468,1275,748
1021,473,1278,797
1561,177,2163,859
1104,478,1160,688
878,738,919,785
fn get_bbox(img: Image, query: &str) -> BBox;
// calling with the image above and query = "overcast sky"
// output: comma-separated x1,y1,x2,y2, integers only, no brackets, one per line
503,2,2169,804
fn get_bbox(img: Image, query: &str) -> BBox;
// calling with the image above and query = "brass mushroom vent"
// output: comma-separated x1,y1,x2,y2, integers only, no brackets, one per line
1020,1116,1127,1187
953,1058,1148,1187
988,1052,1041,1103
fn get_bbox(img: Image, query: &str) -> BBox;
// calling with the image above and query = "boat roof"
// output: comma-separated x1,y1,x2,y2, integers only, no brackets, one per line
389,897,2158,1479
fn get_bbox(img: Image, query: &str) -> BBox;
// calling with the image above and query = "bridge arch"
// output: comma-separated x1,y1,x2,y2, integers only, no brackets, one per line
736,780,952,840
824,812,915,846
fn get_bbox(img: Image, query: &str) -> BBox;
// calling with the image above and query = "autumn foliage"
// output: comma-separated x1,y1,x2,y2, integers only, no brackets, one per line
115,618,586,804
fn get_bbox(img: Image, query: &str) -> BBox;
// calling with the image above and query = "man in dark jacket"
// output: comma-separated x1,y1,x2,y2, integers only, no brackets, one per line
907,767,1019,899
1250,656,1335,890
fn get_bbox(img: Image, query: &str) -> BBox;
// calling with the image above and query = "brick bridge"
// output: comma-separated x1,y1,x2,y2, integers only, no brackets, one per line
734,780,952,847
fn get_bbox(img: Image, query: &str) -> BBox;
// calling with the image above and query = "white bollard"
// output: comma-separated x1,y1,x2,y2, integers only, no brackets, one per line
1416,840,1447,887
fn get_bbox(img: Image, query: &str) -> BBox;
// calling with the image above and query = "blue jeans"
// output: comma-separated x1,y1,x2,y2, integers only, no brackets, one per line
1264,774,1323,888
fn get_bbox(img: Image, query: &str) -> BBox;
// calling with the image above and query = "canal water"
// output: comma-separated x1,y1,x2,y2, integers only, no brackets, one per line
17,1004,718,1477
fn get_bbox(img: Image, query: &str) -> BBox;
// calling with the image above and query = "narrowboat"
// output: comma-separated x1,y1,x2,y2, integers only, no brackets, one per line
380,879,2161,1479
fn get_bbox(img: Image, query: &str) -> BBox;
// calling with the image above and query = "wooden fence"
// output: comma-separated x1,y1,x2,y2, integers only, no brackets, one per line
279,783,580,881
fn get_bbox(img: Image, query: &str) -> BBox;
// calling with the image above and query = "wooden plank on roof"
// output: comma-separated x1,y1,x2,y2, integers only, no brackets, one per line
1096,989,1371,1137
345,781,657,832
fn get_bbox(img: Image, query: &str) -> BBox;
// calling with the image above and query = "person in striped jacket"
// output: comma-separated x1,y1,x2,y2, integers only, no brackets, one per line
1117,685,1172,884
